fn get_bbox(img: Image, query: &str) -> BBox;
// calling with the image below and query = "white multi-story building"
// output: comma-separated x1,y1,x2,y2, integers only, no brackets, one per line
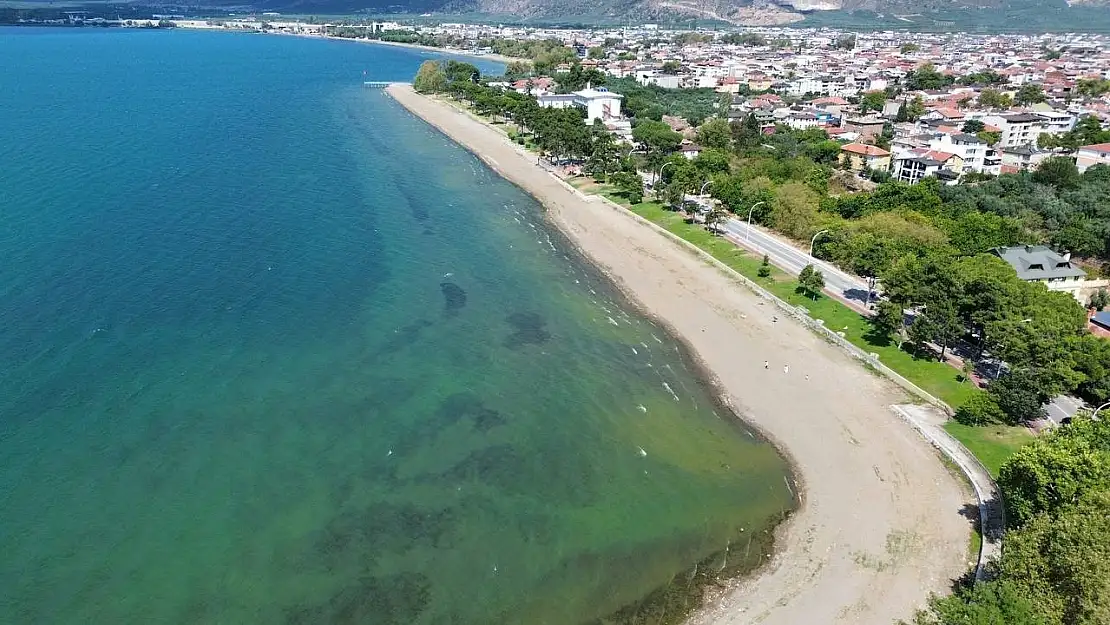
928,133,988,174
975,113,1046,148
536,87,623,124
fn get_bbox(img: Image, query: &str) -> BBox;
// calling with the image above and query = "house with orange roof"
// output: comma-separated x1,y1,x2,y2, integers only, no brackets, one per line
839,143,891,173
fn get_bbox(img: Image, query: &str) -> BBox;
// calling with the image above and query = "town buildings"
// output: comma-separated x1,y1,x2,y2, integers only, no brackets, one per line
169,19,1110,185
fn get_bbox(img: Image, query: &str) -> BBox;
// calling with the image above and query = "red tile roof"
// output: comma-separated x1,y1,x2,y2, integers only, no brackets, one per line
841,143,891,157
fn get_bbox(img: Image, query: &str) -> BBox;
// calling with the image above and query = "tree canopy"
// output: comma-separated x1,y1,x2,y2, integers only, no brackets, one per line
914,415,1110,625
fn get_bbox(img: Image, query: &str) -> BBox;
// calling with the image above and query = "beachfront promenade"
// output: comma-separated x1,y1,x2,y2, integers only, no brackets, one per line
387,83,970,625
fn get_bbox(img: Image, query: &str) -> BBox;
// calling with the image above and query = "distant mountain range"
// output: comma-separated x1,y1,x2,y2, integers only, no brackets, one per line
217,0,1110,31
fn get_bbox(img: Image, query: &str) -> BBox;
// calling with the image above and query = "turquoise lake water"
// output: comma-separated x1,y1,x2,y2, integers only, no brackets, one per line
0,28,794,624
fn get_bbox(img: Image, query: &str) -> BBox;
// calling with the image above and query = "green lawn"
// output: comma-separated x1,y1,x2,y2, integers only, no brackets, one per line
943,422,1033,478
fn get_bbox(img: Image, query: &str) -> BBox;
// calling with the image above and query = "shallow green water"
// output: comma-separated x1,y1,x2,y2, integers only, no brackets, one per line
0,28,795,624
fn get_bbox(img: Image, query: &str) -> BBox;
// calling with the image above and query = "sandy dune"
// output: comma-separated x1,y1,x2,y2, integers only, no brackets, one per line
387,83,970,625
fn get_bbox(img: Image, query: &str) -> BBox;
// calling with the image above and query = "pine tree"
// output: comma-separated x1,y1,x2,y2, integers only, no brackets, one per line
758,254,772,278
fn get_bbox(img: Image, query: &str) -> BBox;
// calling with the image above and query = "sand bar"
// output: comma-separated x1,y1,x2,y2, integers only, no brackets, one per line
386,83,970,625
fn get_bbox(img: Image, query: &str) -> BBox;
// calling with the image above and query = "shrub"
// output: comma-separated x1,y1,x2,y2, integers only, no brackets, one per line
954,392,1005,426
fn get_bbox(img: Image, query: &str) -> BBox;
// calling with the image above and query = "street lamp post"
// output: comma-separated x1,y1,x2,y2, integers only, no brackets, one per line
1091,400,1110,421
699,180,712,196
809,229,830,256
654,161,674,186
745,201,765,244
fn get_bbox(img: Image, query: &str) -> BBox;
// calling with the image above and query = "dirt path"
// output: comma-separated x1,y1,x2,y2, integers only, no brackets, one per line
386,84,971,625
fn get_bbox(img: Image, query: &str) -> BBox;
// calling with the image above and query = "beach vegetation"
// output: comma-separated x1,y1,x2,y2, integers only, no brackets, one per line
413,61,447,94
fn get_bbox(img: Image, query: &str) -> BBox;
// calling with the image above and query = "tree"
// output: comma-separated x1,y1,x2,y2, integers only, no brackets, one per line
798,264,825,300
632,120,682,168
1032,156,1081,190
977,130,1001,146
957,70,1008,87
587,46,605,60
978,88,1013,110
961,119,985,134
911,579,1048,625
999,487,1110,625
895,100,910,123
903,63,955,91
988,368,1050,425
934,416,1110,625
1015,84,1047,106
835,34,856,50
910,299,962,361
659,180,684,210
661,60,682,75
895,96,926,122
413,60,447,93
1090,288,1110,311
769,182,820,239
900,43,920,54
859,90,887,113
584,130,622,179
1077,78,1110,98
695,118,732,151
442,60,480,83
758,254,772,278
872,299,905,344
955,392,1007,426
705,206,729,234
503,60,531,80
999,416,1110,525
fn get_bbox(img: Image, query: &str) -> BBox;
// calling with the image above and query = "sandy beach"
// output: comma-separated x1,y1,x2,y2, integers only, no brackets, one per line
386,83,970,625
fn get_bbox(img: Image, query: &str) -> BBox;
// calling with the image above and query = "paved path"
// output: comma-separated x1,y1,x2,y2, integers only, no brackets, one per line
721,218,871,304
892,404,1004,580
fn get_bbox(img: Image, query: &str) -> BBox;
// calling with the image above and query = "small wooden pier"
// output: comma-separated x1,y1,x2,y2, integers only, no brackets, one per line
363,81,396,88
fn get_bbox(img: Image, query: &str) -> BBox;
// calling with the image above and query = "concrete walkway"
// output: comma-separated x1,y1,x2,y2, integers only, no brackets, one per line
892,404,1004,580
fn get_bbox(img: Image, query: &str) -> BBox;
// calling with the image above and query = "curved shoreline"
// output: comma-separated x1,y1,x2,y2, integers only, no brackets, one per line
385,83,971,625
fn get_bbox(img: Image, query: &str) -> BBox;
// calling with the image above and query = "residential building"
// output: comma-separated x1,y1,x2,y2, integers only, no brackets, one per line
980,113,1046,148
842,117,887,141
536,87,623,124
928,133,988,174
1077,143,1110,173
999,145,1054,171
991,245,1088,301
839,143,891,173
891,149,962,184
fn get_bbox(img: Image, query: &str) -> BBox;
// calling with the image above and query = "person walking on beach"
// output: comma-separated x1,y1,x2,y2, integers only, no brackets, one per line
783,364,789,374
764,360,769,370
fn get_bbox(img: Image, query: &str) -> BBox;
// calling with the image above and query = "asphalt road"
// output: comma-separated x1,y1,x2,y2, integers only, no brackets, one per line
719,217,873,305
1045,394,1086,425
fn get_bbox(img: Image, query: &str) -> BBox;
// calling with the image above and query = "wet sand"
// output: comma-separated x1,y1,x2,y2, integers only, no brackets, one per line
386,83,971,625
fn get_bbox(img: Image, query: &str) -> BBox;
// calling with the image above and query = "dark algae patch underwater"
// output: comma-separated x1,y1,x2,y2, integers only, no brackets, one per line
0,28,795,625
